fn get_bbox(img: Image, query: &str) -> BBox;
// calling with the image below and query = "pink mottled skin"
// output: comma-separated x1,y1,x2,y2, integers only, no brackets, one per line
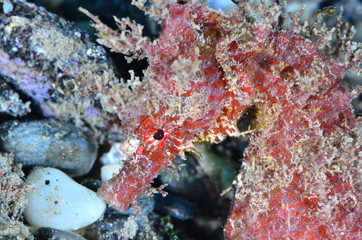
85,1,362,239
97,3,252,211
223,31,362,239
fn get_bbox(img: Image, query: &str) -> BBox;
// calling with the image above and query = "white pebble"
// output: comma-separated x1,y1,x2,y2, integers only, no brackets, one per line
24,167,106,230
2,1,13,14
101,164,123,182
100,142,125,164
207,0,235,11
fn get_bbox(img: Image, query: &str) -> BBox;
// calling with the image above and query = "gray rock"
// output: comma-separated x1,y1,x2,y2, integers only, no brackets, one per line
159,156,214,204
104,196,155,232
84,196,164,240
0,119,98,177
154,193,197,221
33,227,86,240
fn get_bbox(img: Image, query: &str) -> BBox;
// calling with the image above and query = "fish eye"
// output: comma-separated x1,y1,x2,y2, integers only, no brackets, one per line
153,129,165,140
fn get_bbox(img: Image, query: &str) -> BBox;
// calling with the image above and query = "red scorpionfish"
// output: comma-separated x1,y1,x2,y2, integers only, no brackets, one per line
82,0,361,239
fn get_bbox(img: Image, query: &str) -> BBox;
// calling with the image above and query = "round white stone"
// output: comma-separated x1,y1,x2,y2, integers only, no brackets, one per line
100,164,123,182
24,167,106,230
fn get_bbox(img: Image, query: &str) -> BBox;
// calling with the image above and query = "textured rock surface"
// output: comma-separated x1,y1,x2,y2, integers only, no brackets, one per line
0,119,98,177
24,167,106,230
0,153,33,240
0,81,30,117
0,0,118,139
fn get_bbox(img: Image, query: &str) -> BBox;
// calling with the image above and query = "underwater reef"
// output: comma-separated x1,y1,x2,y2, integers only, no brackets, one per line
1,0,361,239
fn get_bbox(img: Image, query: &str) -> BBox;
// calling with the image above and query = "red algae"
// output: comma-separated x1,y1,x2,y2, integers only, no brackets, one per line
82,0,361,238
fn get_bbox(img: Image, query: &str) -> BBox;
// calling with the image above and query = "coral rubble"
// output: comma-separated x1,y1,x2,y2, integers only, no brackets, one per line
0,153,32,239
